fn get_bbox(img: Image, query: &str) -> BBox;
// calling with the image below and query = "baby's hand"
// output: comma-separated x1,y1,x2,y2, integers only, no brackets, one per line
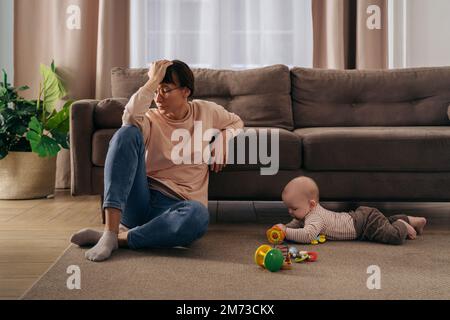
272,224,287,233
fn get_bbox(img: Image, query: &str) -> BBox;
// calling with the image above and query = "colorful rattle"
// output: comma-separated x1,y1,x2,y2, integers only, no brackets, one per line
266,226,285,245
254,244,285,272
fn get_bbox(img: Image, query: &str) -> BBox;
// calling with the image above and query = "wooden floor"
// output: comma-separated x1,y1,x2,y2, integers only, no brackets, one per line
0,190,103,299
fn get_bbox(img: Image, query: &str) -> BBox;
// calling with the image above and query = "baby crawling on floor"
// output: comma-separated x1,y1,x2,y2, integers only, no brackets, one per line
273,176,427,245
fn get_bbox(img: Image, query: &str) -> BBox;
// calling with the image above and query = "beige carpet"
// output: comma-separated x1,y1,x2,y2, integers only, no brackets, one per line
22,224,450,300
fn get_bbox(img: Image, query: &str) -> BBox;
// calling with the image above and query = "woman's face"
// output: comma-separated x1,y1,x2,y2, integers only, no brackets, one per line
154,82,189,110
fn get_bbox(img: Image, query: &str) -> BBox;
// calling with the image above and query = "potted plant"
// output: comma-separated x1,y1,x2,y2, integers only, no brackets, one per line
0,61,73,199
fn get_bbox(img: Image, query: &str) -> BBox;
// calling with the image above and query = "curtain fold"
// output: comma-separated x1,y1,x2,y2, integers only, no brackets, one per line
312,0,388,69
14,0,129,189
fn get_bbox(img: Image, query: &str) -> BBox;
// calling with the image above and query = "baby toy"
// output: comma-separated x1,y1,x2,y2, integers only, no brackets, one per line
266,225,285,245
254,226,319,272
288,246,318,263
254,244,285,272
311,234,327,245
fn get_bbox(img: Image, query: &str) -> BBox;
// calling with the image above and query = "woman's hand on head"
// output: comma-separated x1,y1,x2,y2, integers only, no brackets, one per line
146,60,173,88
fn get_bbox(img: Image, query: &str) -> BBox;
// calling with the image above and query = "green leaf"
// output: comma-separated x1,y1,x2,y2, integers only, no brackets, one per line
28,117,43,135
39,135,60,157
26,126,60,157
0,140,8,159
0,151,7,160
2,69,7,87
15,125,28,136
26,130,41,142
45,100,73,132
26,115,61,157
17,85,30,91
50,130,69,149
40,63,66,113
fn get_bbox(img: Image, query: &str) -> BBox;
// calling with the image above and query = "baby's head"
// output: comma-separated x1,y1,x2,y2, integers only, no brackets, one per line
282,176,319,220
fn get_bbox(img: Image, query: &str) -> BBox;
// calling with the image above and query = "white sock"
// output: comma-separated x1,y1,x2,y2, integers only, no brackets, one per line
85,231,118,262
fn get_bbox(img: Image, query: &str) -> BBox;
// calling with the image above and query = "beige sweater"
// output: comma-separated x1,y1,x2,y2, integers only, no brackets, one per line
285,204,357,243
122,84,244,207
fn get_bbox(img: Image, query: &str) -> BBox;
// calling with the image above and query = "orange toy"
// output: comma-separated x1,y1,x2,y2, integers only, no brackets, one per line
266,226,285,245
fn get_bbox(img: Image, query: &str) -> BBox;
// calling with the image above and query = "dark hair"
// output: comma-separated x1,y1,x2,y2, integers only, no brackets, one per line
161,60,195,98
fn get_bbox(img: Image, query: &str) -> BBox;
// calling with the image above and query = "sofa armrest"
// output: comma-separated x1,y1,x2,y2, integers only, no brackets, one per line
70,99,98,195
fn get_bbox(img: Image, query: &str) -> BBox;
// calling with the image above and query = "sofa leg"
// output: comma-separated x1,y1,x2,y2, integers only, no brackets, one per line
100,195,105,225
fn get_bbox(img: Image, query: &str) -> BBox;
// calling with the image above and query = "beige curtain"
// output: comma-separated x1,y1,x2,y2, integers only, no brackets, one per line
14,0,129,189
312,0,388,69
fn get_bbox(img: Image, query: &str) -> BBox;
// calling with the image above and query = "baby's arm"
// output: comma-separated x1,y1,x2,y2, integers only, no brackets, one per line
285,215,324,244
285,218,304,228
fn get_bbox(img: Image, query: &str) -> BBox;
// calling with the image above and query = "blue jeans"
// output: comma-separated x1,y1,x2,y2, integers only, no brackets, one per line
102,124,209,250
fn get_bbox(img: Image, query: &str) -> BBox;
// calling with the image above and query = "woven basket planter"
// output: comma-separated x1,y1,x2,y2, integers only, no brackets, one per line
0,151,57,200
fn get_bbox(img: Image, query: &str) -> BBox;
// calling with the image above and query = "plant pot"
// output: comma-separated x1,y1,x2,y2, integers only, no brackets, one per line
0,151,57,200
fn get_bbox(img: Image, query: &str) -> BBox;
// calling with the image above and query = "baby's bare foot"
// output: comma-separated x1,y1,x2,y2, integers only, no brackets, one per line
407,216,427,235
399,220,417,240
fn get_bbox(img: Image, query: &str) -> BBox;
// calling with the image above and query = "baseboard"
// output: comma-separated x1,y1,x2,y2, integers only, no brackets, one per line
208,200,450,224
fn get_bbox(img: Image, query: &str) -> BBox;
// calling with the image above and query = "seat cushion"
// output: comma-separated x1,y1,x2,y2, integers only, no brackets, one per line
224,127,301,171
294,127,450,171
92,127,301,170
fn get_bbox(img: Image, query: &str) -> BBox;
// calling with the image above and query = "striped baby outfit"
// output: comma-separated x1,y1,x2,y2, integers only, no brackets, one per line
285,204,357,244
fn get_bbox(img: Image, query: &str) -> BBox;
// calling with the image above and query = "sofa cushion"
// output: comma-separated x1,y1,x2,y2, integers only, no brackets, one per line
94,98,128,128
294,127,450,171
111,64,294,130
291,67,450,127
92,127,301,170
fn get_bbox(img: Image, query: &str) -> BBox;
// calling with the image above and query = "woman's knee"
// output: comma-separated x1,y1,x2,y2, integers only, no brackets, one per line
110,124,143,146
186,201,210,225
175,201,209,240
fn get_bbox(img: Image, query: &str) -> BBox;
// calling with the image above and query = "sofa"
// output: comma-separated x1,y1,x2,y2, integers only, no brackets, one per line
70,65,450,222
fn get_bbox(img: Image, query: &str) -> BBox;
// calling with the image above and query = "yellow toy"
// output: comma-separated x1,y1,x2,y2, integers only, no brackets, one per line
311,234,326,245
266,225,285,245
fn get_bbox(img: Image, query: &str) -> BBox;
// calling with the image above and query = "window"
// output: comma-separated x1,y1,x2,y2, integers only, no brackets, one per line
130,0,313,69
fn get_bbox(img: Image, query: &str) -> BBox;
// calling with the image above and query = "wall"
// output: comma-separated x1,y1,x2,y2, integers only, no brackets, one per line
0,0,14,84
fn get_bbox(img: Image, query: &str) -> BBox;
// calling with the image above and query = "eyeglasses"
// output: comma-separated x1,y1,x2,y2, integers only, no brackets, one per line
154,86,181,97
